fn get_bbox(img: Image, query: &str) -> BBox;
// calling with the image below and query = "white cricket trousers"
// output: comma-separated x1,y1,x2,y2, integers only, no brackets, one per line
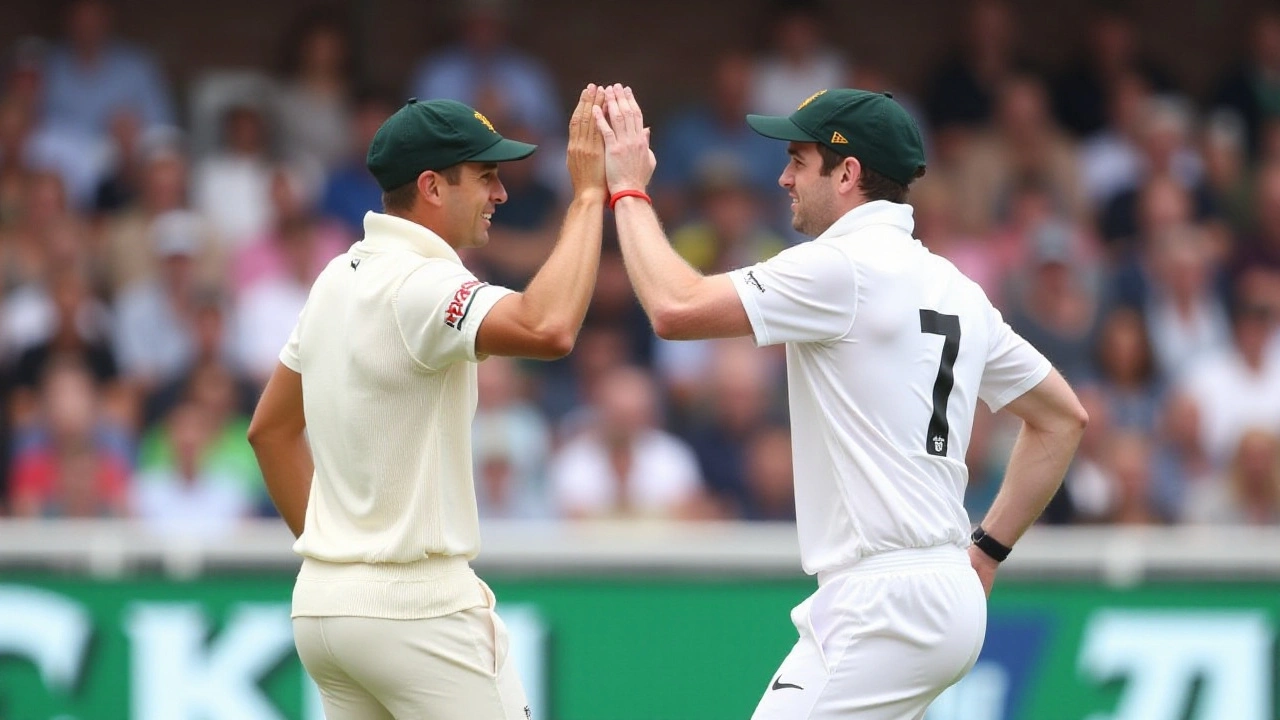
751,545,987,720
294,605,529,720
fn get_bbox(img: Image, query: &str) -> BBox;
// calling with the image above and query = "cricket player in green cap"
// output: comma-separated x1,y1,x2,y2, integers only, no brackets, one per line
249,85,609,719
593,83,1088,719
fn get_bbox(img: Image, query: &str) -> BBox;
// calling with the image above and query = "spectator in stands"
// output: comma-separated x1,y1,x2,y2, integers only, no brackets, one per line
1211,7,1280,160
749,0,848,117
680,341,778,516
8,356,130,518
131,401,254,538
2,37,45,121
950,74,1088,235
1005,220,1103,383
549,366,705,519
408,0,561,141
537,321,631,429
669,157,787,276
1101,431,1162,525
911,176,1004,303
33,0,174,207
1122,225,1231,381
232,165,348,297
90,109,145,215
1185,429,1280,525
1080,306,1165,437
1077,71,1155,208
741,425,795,521
113,210,218,390
1201,110,1253,237
1176,281,1280,473
1153,393,1214,523
653,51,783,227
924,0,1032,160
275,6,357,173
235,173,346,384
8,263,122,428
1096,96,1215,250
473,356,552,519
191,102,275,247
1051,6,1175,138
98,134,223,299
1232,162,1280,277
142,293,256,428
0,171,70,300
318,89,395,235
39,0,173,138
988,176,1101,305
0,99,35,227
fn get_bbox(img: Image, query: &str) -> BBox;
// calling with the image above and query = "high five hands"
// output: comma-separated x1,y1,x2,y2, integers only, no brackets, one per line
591,84,657,197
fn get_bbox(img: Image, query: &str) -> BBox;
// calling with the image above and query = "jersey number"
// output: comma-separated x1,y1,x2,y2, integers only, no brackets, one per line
919,310,961,457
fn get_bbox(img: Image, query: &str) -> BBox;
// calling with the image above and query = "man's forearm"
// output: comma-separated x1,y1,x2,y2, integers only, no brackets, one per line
516,194,605,334
612,196,703,318
253,432,314,538
979,422,1083,545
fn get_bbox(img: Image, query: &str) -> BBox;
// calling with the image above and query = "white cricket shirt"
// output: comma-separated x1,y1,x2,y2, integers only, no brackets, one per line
729,201,1050,576
280,212,513,619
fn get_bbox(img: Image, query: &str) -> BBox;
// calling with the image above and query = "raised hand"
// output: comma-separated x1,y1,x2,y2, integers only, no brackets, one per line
566,84,607,200
592,84,656,195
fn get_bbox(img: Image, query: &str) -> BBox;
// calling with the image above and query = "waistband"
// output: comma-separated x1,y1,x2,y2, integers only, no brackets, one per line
293,555,486,620
297,554,473,582
817,544,969,586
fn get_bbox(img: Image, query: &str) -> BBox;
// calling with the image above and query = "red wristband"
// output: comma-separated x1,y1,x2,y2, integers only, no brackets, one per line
608,189,652,210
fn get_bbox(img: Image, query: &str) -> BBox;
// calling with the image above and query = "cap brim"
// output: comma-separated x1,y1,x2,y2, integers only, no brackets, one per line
745,115,819,143
468,137,538,163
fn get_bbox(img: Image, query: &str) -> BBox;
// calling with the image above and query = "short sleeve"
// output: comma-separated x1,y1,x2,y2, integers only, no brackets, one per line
979,304,1052,412
727,242,857,346
395,261,515,370
278,309,303,373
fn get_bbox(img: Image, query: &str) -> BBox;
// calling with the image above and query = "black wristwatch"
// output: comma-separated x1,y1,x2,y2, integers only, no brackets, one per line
971,526,1013,562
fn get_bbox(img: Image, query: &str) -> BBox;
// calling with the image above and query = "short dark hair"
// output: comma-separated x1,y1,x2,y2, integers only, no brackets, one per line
814,144,921,203
379,165,462,212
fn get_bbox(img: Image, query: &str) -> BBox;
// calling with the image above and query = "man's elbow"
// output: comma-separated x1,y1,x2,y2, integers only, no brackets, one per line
1049,398,1090,438
650,303,688,341
1072,402,1091,433
246,419,268,449
247,416,291,449
541,329,576,359
525,325,576,360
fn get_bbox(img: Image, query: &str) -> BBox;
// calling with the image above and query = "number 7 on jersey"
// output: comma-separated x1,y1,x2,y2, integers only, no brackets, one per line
919,310,960,457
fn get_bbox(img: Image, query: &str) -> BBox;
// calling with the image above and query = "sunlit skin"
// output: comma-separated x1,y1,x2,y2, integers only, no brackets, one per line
429,161,508,249
779,141,851,237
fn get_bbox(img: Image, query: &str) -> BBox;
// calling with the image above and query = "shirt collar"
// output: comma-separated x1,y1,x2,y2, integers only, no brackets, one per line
359,211,462,264
816,200,916,241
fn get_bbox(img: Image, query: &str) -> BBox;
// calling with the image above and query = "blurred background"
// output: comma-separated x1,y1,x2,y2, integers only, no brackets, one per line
1,0,1280,718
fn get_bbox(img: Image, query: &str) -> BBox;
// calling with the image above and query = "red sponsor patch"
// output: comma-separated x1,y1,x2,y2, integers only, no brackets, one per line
444,280,484,328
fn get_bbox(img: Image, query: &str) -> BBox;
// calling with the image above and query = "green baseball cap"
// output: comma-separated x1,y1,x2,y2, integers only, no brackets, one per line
366,98,537,191
746,89,926,185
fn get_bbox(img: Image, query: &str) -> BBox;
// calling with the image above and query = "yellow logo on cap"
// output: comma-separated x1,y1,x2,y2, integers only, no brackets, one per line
797,90,827,111
474,111,496,133
831,131,848,144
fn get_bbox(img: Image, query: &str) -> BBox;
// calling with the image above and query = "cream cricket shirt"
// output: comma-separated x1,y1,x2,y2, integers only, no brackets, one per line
280,212,513,619
728,201,1051,576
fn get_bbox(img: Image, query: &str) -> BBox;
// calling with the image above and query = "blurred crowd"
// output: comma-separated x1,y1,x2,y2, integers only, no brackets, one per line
3,0,1280,536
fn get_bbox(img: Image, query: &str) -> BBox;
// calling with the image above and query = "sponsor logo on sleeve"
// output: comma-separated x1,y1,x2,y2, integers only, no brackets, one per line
745,270,765,293
444,280,486,330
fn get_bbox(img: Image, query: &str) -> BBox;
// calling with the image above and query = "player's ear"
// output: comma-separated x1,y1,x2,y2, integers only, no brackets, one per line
838,156,862,196
418,170,445,207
